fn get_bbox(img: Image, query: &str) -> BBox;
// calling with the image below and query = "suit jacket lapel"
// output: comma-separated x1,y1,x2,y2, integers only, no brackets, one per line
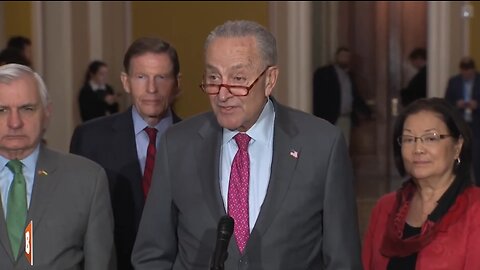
111,108,144,204
0,200,13,261
251,100,300,237
27,146,60,236
196,114,225,221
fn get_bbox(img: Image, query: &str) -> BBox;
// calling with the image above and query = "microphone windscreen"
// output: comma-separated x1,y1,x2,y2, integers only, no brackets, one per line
218,215,234,238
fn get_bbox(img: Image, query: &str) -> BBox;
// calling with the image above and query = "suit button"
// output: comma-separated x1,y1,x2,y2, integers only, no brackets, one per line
238,258,249,268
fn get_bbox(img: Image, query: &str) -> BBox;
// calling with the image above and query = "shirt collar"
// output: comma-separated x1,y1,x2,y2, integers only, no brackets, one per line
334,64,349,74
0,144,40,171
89,81,105,91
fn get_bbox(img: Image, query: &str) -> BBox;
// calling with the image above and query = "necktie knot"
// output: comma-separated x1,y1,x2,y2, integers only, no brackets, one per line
6,160,23,174
144,127,158,142
234,133,251,151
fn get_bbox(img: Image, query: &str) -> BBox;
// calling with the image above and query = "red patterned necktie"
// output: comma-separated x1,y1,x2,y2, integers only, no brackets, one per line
143,127,158,198
228,133,251,254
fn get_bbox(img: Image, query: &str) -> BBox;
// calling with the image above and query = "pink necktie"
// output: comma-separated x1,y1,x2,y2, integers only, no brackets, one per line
143,127,158,198
228,133,251,254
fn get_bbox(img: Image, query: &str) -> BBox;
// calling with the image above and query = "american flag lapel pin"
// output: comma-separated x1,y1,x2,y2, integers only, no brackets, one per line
37,170,48,176
289,150,298,159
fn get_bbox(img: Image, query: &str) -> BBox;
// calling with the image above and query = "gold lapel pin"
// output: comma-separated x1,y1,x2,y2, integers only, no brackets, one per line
37,170,48,176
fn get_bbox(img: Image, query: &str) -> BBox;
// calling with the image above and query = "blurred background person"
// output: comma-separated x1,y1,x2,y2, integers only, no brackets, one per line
6,36,32,67
313,46,371,147
362,98,480,269
78,60,119,122
0,47,30,66
400,48,427,108
444,57,480,186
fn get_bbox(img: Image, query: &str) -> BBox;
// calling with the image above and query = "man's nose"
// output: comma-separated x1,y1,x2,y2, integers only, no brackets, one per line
7,110,23,129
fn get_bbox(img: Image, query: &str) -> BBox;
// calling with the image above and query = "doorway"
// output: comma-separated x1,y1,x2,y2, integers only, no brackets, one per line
328,1,427,235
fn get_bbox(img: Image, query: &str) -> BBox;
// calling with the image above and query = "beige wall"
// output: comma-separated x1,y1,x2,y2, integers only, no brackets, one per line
101,2,129,111
71,2,89,125
471,2,480,65
448,3,465,77
3,1,32,40
131,2,269,118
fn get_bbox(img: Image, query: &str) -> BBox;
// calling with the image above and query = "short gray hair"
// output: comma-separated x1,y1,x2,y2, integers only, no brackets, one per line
0,63,50,107
204,20,277,67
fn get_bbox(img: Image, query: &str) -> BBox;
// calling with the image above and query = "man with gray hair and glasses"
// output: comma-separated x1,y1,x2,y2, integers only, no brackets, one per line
0,64,115,269
133,20,361,269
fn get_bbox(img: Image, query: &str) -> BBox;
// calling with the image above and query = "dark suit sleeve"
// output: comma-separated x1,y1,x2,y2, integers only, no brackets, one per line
84,166,116,270
352,84,372,125
400,67,427,107
132,133,178,269
444,77,457,106
323,130,362,269
105,85,119,114
79,86,100,122
69,126,82,154
313,66,339,124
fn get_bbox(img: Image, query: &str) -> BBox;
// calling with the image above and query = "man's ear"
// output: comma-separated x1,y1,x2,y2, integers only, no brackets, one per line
43,102,53,130
120,72,131,94
176,72,182,89
169,72,182,102
264,66,279,97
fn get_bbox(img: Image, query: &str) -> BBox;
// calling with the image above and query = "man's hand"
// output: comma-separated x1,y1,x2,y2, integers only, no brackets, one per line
468,100,478,110
456,100,467,109
105,94,116,105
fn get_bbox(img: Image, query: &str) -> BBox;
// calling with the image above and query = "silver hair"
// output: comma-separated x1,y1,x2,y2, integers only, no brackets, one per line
0,63,50,107
204,20,277,67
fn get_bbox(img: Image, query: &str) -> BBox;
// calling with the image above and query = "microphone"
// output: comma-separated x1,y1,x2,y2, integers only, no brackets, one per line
210,215,234,270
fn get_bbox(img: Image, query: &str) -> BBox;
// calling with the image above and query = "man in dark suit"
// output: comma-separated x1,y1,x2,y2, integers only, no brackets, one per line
70,37,181,270
132,20,362,269
313,47,370,146
400,48,427,107
445,57,480,185
0,63,115,269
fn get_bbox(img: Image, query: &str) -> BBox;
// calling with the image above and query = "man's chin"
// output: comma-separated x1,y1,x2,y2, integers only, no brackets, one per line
216,118,241,131
0,143,32,157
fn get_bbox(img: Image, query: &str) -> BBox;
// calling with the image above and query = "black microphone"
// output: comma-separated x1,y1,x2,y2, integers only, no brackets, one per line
210,215,234,270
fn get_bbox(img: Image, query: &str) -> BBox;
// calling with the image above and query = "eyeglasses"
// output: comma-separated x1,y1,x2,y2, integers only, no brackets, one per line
397,133,452,146
199,66,271,96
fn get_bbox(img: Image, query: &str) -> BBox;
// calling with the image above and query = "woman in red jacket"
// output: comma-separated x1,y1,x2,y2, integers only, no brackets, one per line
362,98,480,270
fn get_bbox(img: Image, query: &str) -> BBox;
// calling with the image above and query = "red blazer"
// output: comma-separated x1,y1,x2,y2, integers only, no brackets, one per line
362,186,480,270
